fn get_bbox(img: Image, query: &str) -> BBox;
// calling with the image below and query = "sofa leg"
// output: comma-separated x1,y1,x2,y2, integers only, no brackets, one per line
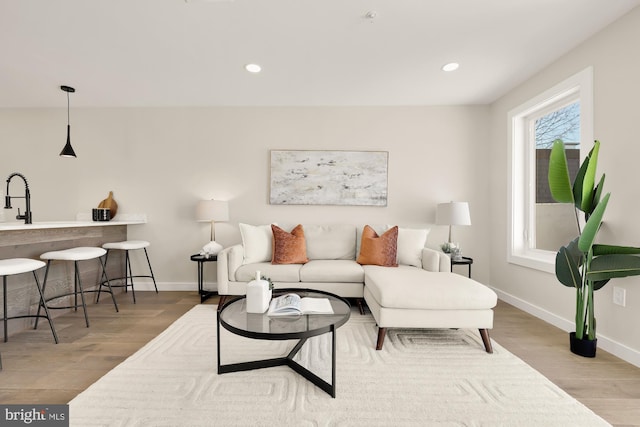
376,327,386,350
479,329,493,354
357,298,365,315
217,295,227,312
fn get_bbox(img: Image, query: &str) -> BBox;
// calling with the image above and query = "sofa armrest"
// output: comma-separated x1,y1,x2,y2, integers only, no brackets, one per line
421,247,451,272
216,244,244,295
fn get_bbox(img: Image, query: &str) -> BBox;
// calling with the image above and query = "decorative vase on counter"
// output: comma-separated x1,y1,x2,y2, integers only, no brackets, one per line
246,271,272,313
97,191,118,219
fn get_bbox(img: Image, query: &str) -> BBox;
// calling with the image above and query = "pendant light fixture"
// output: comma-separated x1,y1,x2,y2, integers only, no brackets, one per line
60,85,77,158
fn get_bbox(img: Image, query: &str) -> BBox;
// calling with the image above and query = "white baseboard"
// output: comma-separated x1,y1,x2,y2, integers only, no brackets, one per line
120,281,218,292
493,287,640,368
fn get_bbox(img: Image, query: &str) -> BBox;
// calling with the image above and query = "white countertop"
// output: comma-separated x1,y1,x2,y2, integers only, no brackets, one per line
0,214,147,231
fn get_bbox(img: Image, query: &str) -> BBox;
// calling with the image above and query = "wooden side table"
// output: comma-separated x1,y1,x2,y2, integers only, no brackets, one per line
451,256,473,278
190,254,218,303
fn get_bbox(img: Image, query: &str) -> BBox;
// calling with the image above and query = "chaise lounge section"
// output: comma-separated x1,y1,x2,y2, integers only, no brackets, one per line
363,264,497,352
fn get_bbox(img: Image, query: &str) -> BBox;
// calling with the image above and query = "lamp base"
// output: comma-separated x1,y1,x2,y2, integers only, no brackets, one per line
200,241,223,257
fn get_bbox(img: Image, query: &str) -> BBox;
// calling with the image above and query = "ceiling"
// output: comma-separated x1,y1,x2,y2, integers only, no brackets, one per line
1,0,638,108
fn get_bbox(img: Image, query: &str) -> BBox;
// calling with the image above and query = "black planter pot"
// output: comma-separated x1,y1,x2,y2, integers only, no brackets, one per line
569,332,597,357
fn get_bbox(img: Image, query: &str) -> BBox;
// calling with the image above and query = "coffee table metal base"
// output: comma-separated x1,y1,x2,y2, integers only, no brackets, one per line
217,324,338,398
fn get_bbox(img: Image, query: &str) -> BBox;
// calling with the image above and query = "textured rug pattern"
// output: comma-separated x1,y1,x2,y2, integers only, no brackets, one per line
69,305,609,426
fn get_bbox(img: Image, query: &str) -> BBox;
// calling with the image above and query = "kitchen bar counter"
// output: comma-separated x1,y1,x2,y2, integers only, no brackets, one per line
0,217,146,338
0,219,145,231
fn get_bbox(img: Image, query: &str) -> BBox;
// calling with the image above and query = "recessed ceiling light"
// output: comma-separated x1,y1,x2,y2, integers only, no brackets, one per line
365,11,377,20
442,62,460,72
245,63,262,73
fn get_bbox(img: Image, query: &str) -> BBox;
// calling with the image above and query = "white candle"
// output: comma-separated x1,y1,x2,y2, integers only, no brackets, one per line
256,270,261,281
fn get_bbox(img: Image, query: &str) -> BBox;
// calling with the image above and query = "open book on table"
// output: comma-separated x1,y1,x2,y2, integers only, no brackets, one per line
267,293,334,316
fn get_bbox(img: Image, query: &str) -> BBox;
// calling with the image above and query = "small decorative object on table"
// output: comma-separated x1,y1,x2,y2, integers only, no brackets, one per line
200,241,221,259
450,246,462,261
246,271,273,313
440,242,451,253
441,242,463,261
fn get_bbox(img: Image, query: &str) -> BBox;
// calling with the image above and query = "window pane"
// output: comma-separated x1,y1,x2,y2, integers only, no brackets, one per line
534,101,580,251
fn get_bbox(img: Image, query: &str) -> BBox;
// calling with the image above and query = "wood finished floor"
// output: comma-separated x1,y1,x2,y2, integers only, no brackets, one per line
1,292,639,426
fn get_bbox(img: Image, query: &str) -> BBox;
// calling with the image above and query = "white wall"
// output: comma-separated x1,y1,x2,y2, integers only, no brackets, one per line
489,7,640,363
1,106,490,288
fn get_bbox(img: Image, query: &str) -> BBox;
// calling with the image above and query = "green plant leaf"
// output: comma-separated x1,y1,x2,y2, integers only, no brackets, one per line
555,240,583,288
548,139,574,203
587,254,640,282
572,146,591,213
592,279,610,291
593,244,640,256
581,141,600,213
578,192,610,253
592,173,605,210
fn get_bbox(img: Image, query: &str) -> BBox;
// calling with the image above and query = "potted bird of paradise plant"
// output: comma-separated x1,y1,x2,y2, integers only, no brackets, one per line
548,139,640,357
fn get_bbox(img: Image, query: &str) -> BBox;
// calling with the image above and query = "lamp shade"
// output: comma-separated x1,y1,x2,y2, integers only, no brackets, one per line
436,202,471,226
196,200,229,222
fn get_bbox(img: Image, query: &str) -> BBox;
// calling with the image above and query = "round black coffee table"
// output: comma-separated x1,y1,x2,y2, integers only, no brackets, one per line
217,288,351,398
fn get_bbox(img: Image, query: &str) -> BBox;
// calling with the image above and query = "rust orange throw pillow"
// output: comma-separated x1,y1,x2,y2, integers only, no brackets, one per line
357,225,398,267
271,224,309,264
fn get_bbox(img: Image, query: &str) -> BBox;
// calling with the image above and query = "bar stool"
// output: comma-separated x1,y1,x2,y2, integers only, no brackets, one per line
0,258,58,343
98,240,158,304
36,247,119,329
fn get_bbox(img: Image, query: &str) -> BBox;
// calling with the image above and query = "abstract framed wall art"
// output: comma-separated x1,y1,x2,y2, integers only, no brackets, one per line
270,150,388,206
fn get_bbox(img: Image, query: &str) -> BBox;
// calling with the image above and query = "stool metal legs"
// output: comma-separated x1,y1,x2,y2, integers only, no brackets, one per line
73,260,90,327
97,256,120,311
125,250,136,303
2,273,58,344
98,248,158,304
143,248,159,293
35,257,118,330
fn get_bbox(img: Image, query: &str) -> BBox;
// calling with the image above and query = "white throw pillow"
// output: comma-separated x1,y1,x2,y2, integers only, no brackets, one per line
239,223,276,264
396,227,430,268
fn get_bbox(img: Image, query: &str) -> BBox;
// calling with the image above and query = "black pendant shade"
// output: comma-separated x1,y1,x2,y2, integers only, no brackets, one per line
60,85,77,158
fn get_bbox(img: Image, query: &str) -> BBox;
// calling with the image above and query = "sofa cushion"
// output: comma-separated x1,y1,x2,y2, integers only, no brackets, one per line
239,223,275,264
304,224,356,260
235,262,301,283
271,224,309,264
357,225,398,267
300,260,364,283
356,224,388,258
364,265,497,310
397,227,430,268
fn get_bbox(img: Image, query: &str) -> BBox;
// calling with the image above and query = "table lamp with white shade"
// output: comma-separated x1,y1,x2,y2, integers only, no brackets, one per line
196,199,229,256
436,201,471,256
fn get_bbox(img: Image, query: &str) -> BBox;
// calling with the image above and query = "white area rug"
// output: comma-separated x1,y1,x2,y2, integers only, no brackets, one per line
69,305,609,426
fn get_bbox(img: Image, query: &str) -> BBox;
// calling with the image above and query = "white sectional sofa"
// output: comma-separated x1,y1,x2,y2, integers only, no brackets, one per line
216,224,497,352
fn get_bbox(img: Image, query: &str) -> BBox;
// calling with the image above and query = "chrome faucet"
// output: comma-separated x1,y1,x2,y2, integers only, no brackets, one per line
4,172,32,224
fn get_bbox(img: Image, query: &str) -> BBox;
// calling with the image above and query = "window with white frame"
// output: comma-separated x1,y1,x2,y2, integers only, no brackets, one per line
508,67,593,273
